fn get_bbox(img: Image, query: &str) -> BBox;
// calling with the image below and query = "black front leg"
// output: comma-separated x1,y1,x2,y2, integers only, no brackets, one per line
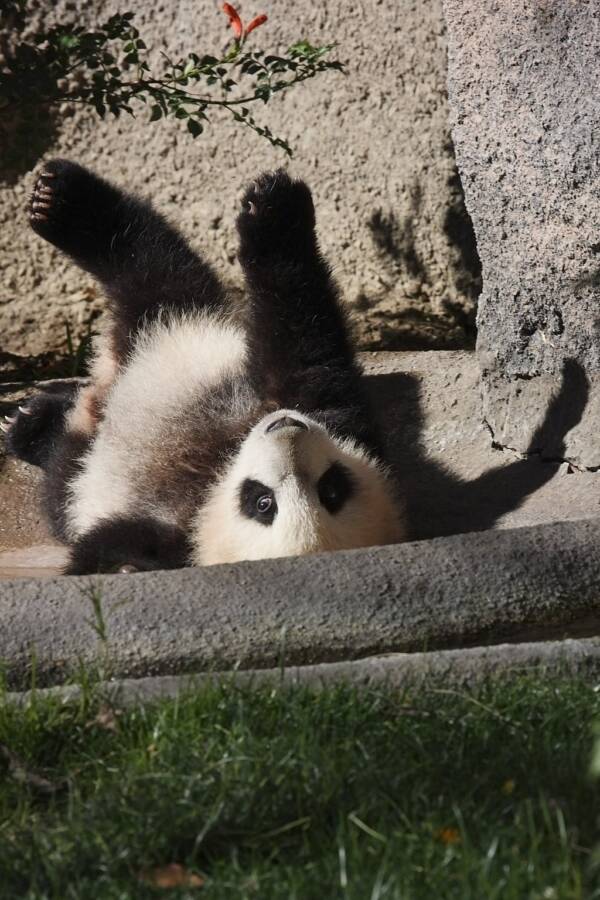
237,170,378,449
2,384,78,468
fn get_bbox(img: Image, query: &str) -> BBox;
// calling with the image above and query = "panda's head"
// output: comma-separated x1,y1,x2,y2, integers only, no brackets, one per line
191,410,405,565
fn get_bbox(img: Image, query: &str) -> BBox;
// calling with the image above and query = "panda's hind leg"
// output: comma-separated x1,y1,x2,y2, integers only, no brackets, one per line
30,159,226,360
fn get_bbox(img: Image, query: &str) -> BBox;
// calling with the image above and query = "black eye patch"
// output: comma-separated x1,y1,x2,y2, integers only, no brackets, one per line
317,462,355,514
239,478,277,525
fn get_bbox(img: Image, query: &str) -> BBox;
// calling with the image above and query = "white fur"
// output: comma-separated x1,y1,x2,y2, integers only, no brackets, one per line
66,311,246,537
64,311,406,563
192,409,405,566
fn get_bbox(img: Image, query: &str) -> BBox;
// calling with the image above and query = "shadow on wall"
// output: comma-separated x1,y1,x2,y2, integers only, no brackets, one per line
360,153,482,352
0,107,58,186
369,359,589,541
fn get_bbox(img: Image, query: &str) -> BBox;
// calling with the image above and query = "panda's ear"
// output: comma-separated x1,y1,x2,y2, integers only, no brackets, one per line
65,516,190,575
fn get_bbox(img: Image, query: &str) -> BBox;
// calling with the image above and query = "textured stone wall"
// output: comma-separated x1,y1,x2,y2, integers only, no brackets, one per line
444,0,600,468
0,0,480,366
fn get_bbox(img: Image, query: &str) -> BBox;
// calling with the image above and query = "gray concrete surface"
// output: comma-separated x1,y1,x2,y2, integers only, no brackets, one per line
2,351,598,560
0,0,480,367
444,0,600,468
0,518,599,690
7,637,600,707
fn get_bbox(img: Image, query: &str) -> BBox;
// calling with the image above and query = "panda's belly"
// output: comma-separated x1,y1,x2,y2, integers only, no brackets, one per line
65,312,247,537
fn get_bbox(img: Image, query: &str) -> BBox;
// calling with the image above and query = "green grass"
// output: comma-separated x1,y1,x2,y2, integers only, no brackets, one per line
0,675,599,899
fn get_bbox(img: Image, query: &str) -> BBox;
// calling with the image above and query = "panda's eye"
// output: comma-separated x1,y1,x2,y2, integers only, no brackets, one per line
317,463,354,514
256,495,272,513
239,479,277,525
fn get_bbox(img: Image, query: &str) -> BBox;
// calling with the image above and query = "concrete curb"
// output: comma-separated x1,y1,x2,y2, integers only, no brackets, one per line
5,638,600,708
1,518,599,690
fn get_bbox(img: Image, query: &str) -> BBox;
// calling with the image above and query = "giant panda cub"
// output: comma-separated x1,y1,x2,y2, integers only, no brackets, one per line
3,159,405,574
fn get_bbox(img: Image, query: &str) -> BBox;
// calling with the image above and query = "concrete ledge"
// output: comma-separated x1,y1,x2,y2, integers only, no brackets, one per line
1,518,599,690
6,638,600,708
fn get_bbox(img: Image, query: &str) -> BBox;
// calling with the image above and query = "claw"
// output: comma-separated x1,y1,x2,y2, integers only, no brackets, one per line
32,200,51,210
18,405,32,415
36,186,53,196
39,170,57,179
0,421,10,434
30,212,48,221
247,200,256,215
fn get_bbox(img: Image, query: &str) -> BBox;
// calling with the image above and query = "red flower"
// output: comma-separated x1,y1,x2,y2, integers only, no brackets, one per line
222,4,267,41
244,13,268,37
222,3,243,39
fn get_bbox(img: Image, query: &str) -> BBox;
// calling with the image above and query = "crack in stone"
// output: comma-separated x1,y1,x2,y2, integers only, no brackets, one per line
482,418,599,473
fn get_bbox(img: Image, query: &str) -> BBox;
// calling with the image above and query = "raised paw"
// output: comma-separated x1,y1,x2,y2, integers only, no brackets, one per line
236,169,316,261
28,159,78,243
28,158,120,265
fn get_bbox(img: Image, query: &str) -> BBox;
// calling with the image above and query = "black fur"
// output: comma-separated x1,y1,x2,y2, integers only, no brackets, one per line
316,462,355,515
65,516,191,575
237,170,380,452
5,384,77,467
30,159,225,361
4,384,90,539
42,429,92,541
8,162,386,574
239,479,277,525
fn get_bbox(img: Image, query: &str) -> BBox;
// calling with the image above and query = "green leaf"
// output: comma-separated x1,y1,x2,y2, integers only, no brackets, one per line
57,34,80,50
187,118,203,137
149,105,162,121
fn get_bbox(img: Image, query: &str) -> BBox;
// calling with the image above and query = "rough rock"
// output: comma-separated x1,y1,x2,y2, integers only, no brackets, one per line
6,638,600,706
444,0,600,468
0,0,480,363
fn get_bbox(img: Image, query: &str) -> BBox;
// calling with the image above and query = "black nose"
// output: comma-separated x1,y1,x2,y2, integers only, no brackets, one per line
266,416,308,434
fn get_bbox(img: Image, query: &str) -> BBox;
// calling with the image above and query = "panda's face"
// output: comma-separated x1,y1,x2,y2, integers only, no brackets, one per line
192,410,405,565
